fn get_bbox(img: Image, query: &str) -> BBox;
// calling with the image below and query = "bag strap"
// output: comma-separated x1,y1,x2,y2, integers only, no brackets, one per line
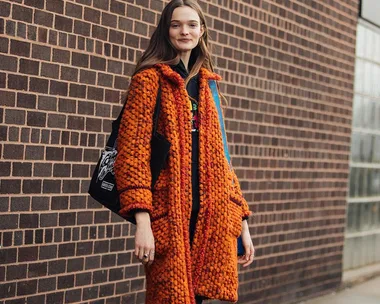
108,83,162,148
152,85,162,135
209,80,232,170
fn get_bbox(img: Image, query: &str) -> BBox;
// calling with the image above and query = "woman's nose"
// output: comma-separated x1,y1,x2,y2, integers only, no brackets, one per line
180,26,189,35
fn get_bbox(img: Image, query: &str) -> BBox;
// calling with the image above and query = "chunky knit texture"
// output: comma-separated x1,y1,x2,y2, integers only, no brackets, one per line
114,64,252,304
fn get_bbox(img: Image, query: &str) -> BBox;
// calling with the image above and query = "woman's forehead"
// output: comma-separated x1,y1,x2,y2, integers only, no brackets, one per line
171,6,200,22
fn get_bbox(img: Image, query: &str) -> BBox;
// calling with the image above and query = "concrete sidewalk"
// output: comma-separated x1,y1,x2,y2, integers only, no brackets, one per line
304,276,380,304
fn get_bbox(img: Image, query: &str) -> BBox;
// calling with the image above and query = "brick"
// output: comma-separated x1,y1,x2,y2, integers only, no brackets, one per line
72,52,89,68
0,214,19,229
60,66,78,82
6,19,15,36
8,74,28,90
3,144,24,159
0,72,5,88
92,25,108,41
74,20,91,36
33,163,52,177
27,111,46,127
65,288,82,303
17,93,37,109
26,294,46,304
67,257,84,272
40,213,58,227
79,69,96,84
119,17,133,32
19,58,39,75
10,196,30,212
124,33,139,48
58,212,76,226
54,15,73,32
126,4,141,19
93,0,109,10
8,125,20,141
0,90,16,106
39,244,57,260
99,283,114,297
27,262,47,278
76,241,93,256
84,7,100,23
51,48,69,64
97,73,113,87
50,196,68,211
42,179,61,193
72,164,88,177
0,161,11,176
25,145,44,160
0,282,16,298
16,279,37,296
31,44,51,60
12,4,33,22
38,277,56,292
30,77,49,93
25,0,44,9
12,162,32,176
19,213,39,229
46,292,64,304
58,242,75,257
0,1,11,17
0,54,17,71
6,264,27,280
66,2,83,18
83,286,98,300
18,246,38,262
90,55,106,71
46,0,63,14
31,196,49,211
41,62,59,78
67,116,84,130
10,39,30,57
47,113,66,129
53,163,70,177
92,269,107,284
5,109,25,125
69,83,86,98
0,126,7,141
47,259,66,275
27,24,37,40
110,0,125,15
38,95,56,111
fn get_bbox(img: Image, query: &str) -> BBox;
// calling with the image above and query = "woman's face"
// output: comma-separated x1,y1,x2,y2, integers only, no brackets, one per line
169,6,204,55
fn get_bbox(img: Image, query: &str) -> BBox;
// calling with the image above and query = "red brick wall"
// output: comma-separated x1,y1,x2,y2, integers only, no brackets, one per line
0,0,358,303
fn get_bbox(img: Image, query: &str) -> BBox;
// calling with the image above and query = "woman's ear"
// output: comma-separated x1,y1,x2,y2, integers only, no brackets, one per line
200,24,205,37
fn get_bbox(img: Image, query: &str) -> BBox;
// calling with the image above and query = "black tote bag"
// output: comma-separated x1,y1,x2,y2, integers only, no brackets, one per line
88,87,171,224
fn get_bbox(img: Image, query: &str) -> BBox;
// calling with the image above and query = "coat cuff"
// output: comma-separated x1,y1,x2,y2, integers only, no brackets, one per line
118,187,153,219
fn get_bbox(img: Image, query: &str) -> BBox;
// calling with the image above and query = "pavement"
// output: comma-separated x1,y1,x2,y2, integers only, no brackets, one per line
303,275,380,304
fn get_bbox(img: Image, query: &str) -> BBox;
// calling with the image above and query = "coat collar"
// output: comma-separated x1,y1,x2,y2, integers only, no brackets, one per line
154,63,222,86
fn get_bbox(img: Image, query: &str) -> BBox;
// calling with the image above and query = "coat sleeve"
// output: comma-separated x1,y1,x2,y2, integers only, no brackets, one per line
230,169,252,221
113,69,159,220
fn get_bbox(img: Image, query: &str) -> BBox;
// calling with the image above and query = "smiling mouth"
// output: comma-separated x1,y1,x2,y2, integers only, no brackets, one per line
179,39,191,42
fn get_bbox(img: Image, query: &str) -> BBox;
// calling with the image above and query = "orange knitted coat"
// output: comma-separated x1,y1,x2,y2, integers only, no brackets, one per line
114,64,252,304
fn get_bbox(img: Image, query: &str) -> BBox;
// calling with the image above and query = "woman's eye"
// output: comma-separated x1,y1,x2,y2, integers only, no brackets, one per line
190,24,197,27
171,24,179,28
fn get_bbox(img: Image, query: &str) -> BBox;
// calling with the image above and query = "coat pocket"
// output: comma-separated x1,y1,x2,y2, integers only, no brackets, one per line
150,212,170,257
228,195,243,238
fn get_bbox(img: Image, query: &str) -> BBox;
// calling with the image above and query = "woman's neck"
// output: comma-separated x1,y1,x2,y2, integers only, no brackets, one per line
179,52,191,71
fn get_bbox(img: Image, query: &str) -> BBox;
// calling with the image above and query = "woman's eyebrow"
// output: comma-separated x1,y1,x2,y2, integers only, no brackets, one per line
170,20,199,23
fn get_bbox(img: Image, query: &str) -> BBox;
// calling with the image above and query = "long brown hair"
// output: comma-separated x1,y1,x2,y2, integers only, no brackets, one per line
133,0,215,85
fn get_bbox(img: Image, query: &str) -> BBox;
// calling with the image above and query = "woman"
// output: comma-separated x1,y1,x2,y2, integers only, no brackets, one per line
114,1,255,303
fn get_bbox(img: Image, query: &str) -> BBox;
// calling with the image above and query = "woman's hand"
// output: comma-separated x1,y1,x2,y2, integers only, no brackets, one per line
135,212,155,267
237,220,255,267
